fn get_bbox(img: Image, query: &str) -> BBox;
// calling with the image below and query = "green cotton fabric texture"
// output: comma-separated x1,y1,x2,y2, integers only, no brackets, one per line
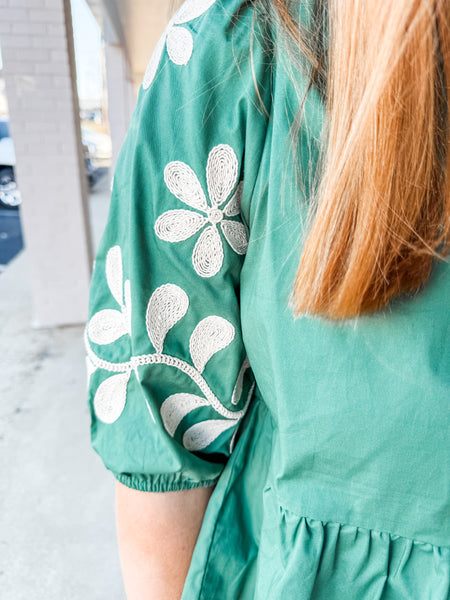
85,0,450,598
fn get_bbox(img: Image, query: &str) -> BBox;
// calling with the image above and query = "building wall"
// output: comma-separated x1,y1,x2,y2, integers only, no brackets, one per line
0,0,93,327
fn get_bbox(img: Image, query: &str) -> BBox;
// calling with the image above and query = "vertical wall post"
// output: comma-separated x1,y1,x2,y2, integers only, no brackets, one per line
0,0,93,327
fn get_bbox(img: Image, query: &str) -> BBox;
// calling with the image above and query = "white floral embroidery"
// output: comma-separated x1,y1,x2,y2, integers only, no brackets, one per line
142,0,218,90
94,372,131,425
161,393,210,436
189,316,235,373
85,246,253,451
146,284,189,354
87,246,132,345
231,357,251,405
155,145,248,278
183,419,239,452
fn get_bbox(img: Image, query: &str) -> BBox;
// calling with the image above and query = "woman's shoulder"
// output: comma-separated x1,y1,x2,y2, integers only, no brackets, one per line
119,0,274,242
141,0,273,92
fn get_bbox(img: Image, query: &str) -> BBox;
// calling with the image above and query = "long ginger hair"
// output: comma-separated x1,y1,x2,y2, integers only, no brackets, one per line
273,0,450,319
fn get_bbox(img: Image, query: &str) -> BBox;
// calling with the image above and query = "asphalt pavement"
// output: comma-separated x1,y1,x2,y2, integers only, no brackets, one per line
0,167,110,273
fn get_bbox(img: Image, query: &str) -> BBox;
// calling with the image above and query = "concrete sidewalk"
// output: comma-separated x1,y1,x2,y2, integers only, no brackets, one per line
0,177,126,599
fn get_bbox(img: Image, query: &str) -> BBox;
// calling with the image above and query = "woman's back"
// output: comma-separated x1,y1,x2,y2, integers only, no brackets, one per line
85,0,450,597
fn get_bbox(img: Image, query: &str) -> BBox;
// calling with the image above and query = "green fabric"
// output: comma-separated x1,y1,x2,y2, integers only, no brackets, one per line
85,1,450,597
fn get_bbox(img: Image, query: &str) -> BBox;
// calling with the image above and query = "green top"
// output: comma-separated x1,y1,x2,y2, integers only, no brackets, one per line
85,1,450,597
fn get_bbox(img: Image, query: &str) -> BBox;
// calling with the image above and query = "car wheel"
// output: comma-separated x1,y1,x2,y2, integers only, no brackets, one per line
0,167,21,209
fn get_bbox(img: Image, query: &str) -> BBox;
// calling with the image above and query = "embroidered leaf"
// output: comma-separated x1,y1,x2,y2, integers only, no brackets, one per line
94,372,130,424
123,279,132,335
155,209,207,242
220,220,248,255
223,181,243,217
143,32,166,89
88,309,129,345
206,144,239,208
192,225,224,277
173,0,218,24
146,283,189,353
160,393,209,437
164,161,207,211
143,0,218,90
106,246,124,307
231,357,251,405
166,27,194,65
189,315,235,373
183,419,238,451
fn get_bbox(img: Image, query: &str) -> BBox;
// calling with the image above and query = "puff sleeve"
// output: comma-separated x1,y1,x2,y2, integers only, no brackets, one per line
84,0,272,492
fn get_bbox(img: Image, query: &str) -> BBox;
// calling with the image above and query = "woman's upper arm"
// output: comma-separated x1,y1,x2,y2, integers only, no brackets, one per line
84,0,273,494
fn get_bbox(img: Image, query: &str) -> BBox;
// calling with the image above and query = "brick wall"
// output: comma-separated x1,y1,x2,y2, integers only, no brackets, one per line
0,0,93,327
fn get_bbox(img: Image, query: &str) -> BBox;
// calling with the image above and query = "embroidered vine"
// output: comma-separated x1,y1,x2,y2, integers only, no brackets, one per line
142,0,218,90
155,144,248,278
85,246,253,452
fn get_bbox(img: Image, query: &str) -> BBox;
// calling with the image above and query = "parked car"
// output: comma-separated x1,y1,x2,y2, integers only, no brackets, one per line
0,116,112,203
81,126,112,188
0,117,21,210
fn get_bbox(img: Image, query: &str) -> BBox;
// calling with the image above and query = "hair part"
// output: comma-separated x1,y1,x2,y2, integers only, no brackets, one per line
274,0,450,319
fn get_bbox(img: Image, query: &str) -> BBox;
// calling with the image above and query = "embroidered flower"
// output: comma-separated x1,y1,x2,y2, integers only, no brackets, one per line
155,144,248,278
142,0,218,90
85,250,254,450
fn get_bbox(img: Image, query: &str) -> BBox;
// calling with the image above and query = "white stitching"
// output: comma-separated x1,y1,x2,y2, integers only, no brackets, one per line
85,329,249,421
183,419,239,451
223,181,243,217
106,246,124,307
206,144,239,208
189,315,235,373
86,257,253,433
155,209,207,242
166,26,194,66
87,308,129,346
160,393,210,436
142,0,218,90
192,225,224,277
173,0,218,25
94,371,131,424
156,144,246,278
164,161,208,211
231,356,251,405
220,220,248,255
146,283,189,354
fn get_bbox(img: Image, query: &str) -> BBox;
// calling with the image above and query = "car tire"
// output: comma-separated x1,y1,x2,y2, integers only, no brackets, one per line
0,167,21,209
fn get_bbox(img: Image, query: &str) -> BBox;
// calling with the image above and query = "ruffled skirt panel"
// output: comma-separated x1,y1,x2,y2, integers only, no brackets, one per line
182,394,450,600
